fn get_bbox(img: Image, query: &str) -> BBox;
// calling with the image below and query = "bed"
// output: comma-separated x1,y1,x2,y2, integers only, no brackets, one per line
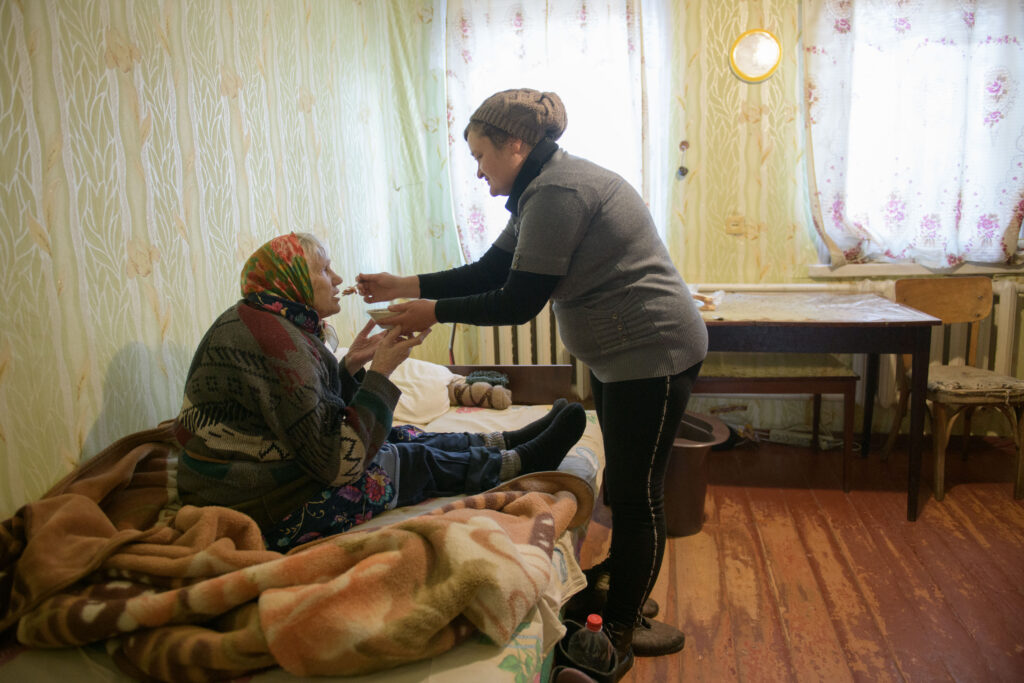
0,356,604,683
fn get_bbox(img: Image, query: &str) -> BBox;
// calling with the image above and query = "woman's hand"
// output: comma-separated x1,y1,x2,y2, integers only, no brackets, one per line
381,299,438,333
343,318,386,374
369,325,432,378
355,272,420,303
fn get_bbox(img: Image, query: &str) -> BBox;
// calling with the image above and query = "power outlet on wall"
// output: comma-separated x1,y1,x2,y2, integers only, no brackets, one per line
725,214,746,235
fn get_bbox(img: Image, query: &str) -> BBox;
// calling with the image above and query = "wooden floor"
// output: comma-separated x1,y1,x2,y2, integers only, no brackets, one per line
578,436,1024,682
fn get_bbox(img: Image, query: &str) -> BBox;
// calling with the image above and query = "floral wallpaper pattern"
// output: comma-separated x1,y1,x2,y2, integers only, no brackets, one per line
0,0,461,517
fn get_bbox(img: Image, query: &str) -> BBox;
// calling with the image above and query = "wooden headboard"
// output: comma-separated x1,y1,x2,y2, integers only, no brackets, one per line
446,364,574,405
447,303,591,403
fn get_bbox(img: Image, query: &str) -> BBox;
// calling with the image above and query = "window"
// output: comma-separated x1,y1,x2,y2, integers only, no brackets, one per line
804,0,1023,268
444,0,669,261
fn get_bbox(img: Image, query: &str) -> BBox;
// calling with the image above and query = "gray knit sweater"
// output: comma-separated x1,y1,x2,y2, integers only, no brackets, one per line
494,149,708,382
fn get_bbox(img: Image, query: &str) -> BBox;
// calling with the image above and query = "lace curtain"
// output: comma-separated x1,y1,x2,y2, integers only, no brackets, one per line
804,0,1024,268
444,0,668,262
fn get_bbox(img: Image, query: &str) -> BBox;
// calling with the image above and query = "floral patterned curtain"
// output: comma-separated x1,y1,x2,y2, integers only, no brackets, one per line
444,0,668,262
804,0,1024,267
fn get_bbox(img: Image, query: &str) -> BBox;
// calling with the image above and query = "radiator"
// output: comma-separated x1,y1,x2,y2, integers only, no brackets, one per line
451,279,1023,411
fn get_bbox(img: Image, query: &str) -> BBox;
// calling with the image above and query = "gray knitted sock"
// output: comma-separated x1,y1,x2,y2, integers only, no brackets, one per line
500,450,521,480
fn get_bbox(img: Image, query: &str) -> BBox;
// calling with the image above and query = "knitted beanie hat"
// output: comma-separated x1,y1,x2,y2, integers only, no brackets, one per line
467,89,567,145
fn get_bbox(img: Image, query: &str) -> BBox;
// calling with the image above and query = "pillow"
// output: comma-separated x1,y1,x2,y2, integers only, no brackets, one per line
337,348,454,425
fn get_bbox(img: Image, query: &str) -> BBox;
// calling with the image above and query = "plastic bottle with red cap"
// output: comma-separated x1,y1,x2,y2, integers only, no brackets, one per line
566,613,614,671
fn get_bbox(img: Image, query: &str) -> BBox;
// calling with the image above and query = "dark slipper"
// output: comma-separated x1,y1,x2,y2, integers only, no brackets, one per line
611,647,634,681
551,666,599,683
630,616,686,657
554,620,633,683
563,589,659,622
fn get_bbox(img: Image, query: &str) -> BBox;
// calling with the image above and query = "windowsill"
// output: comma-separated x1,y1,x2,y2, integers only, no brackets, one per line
808,261,1024,279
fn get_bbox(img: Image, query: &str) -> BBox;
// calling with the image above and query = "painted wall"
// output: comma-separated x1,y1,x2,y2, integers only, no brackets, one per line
668,0,819,283
0,0,462,516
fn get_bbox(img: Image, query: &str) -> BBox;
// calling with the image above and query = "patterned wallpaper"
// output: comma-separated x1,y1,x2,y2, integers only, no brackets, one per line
668,0,818,282
0,0,824,517
0,0,462,516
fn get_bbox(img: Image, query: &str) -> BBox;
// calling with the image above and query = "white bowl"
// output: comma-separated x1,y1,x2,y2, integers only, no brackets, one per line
367,308,397,328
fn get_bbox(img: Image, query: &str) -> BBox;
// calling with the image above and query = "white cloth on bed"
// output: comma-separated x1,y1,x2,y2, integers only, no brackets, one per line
337,347,457,425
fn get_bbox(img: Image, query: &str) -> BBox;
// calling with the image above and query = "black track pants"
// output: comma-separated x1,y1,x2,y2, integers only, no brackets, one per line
590,362,701,627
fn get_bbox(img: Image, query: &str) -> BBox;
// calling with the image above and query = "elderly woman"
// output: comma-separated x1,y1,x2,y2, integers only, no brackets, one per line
173,232,584,550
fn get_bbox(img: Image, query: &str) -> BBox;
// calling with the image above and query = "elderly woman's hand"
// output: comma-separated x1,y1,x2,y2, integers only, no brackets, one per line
343,319,386,375
369,325,432,378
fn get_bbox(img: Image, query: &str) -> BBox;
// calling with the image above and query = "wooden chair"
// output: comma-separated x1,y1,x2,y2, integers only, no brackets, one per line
882,277,1024,500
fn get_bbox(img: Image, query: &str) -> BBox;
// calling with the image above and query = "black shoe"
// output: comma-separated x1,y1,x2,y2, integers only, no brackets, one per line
630,616,685,657
610,646,634,681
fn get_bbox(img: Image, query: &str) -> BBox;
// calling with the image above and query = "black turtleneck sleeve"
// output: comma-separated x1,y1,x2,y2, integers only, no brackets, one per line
418,244,513,299
433,268,560,326
418,244,558,325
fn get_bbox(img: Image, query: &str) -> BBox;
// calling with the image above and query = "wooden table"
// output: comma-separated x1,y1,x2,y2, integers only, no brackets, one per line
701,292,940,521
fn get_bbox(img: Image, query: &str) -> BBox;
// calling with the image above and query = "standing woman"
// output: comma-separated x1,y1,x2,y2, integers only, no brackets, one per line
357,89,707,677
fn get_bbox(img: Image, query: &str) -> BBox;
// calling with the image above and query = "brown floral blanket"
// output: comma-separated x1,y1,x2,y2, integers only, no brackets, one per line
0,422,592,682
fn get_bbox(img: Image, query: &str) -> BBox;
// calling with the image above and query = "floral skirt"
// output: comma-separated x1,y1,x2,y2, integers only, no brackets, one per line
262,463,395,551
261,424,500,551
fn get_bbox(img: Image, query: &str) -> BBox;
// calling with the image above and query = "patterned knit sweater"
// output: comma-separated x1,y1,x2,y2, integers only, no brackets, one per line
173,301,400,528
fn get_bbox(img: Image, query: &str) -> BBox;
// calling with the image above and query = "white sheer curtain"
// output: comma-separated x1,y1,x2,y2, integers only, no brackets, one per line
444,0,669,262
804,0,1024,267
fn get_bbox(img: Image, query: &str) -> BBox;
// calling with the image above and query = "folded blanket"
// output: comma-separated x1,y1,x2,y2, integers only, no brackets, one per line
0,422,593,682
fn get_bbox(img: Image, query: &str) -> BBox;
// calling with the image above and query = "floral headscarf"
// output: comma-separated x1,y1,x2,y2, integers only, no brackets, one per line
240,233,324,340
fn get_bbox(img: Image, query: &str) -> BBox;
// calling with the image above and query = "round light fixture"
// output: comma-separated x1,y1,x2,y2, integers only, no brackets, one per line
730,29,782,83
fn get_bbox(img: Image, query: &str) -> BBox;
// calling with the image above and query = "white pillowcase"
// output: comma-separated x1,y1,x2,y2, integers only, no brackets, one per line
336,348,455,425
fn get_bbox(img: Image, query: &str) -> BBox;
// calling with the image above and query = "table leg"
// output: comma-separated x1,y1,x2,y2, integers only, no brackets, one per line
861,353,879,457
843,384,854,492
907,332,931,521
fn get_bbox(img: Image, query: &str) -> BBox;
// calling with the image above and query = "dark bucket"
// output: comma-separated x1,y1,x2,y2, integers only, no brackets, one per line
665,412,729,537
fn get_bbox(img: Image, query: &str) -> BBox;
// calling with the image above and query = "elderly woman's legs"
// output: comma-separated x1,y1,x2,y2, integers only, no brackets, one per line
502,398,568,447
385,402,585,507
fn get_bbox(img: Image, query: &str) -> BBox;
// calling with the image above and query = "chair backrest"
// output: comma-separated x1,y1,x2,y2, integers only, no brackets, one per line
894,276,993,366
